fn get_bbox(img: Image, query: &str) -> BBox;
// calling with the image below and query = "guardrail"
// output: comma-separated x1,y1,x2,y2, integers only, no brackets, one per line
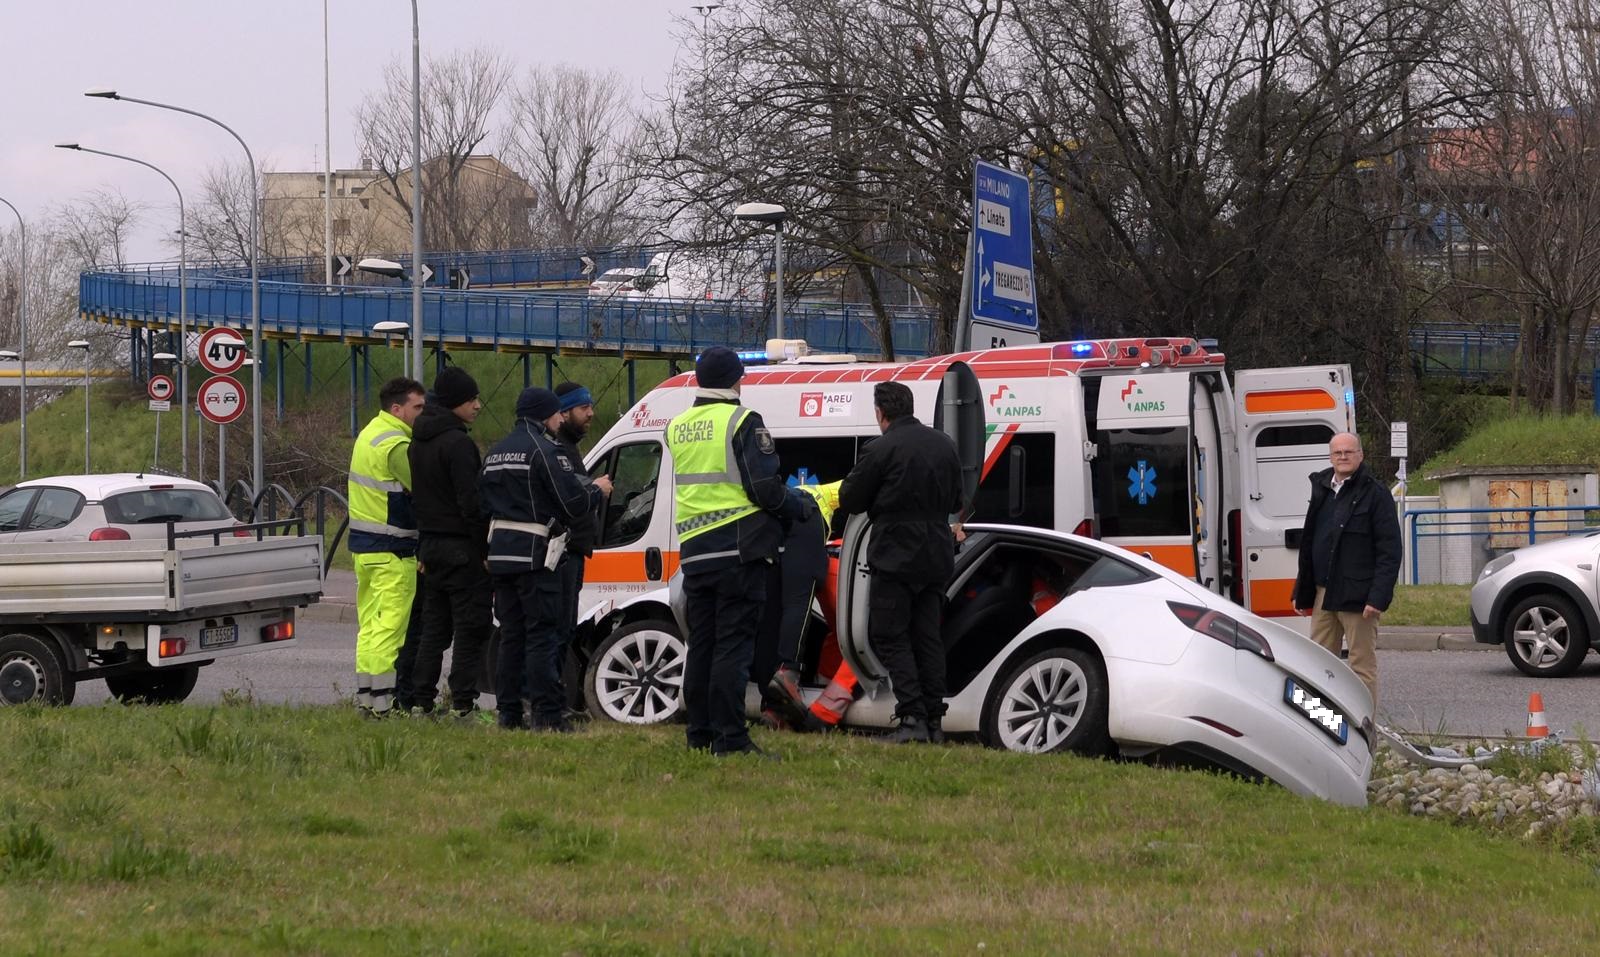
214,479,349,576
1403,504,1600,585
81,271,934,357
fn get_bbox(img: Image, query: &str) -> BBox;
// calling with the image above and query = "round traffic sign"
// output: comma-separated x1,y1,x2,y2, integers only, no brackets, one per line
147,374,175,402
198,327,247,375
197,375,247,425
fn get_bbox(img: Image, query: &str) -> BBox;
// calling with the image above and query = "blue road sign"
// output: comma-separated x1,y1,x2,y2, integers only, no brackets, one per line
971,160,1037,331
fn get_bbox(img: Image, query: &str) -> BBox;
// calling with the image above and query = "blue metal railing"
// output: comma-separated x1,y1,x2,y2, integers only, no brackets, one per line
79,271,933,357
1404,505,1600,584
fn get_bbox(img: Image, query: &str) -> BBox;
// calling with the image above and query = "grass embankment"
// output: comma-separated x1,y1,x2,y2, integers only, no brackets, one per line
1384,584,1472,627
0,348,676,483
1408,413,1600,496
3,705,1600,954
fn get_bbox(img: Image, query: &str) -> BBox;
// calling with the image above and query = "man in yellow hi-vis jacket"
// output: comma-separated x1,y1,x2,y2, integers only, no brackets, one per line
348,377,426,716
666,347,806,759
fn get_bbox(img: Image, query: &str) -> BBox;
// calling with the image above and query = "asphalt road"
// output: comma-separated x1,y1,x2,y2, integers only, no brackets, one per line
70,617,1600,742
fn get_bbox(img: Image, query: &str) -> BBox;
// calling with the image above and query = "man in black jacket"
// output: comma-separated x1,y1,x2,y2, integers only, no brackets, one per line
407,366,494,719
553,381,600,710
838,381,965,743
480,387,611,731
1292,432,1401,705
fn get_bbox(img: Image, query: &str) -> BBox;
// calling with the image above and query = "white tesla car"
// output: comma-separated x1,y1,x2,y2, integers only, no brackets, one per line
630,520,1374,806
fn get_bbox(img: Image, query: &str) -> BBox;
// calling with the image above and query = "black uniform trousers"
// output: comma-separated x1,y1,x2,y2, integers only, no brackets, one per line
393,569,427,711
494,566,566,728
681,560,767,752
868,574,948,722
410,536,494,712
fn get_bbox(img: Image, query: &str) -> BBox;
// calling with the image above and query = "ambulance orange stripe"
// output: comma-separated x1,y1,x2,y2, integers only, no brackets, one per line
1247,578,1298,617
583,550,680,583
1243,389,1335,414
1112,543,1197,577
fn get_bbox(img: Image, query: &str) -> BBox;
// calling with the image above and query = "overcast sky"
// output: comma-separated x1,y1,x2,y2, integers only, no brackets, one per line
2,0,691,260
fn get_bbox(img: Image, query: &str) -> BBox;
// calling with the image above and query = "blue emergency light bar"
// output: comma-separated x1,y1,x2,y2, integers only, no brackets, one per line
1069,342,1095,355
736,350,769,365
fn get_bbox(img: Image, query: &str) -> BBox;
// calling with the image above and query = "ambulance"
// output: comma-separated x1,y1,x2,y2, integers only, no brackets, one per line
569,337,1352,725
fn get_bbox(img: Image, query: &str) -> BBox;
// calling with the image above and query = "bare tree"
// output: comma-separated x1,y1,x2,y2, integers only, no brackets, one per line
503,65,648,248
184,161,273,264
355,48,531,252
1423,0,1600,413
52,188,142,270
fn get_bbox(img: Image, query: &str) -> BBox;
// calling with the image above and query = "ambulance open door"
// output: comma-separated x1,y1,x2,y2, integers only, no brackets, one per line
1231,365,1353,617
837,361,985,696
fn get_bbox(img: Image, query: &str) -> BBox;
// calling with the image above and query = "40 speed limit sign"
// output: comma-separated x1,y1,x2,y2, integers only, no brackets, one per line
198,327,247,375
198,375,247,425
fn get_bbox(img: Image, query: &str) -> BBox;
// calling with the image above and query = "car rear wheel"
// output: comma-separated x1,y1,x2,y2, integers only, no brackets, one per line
582,620,685,724
981,646,1110,755
1503,593,1590,677
104,665,201,704
0,632,74,706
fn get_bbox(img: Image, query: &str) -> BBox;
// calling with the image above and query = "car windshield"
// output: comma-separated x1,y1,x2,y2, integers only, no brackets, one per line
102,488,232,524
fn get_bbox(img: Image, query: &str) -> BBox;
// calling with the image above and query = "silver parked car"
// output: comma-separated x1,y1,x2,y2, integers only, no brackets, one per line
1470,530,1600,676
0,474,242,544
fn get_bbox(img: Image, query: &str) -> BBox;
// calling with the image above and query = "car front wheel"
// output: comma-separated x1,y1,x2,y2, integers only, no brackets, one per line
1503,593,1590,677
582,620,685,724
981,646,1111,755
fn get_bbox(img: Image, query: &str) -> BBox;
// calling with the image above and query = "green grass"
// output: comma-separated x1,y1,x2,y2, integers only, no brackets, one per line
1409,413,1600,495
1384,584,1472,627
3,705,1600,955
0,348,677,485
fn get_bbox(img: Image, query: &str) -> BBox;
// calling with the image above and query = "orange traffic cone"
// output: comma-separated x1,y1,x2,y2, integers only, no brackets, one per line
1526,692,1550,738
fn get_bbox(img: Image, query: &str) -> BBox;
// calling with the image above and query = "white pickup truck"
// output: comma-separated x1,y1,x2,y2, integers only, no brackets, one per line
0,522,324,705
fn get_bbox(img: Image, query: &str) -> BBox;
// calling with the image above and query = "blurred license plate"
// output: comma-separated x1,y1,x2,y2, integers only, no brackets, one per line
200,624,238,649
1284,677,1348,745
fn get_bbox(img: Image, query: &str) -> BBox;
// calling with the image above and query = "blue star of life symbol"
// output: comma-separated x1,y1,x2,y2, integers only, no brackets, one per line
1127,460,1157,505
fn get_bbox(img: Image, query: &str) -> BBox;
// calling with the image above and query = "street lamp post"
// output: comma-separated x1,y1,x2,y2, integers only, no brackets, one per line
56,144,190,475
373,320,410,375
733,202,790,339
68,339,90,472
410,0,425,383
0,197,26,479
86,87,263,498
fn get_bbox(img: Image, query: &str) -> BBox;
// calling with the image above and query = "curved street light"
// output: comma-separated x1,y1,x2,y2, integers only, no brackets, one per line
56,143,190,475
86,86,262,497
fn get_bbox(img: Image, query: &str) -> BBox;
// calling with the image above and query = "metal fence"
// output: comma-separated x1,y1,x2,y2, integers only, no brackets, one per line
1403,504,1600,585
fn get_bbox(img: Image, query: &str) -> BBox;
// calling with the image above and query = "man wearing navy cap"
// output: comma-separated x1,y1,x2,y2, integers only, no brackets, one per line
553,381,601,706
666,347,808,759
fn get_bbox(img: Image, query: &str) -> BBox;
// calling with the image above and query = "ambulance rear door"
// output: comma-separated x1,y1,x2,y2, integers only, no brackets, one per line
1230,365,1352,617
1089,369,1223,592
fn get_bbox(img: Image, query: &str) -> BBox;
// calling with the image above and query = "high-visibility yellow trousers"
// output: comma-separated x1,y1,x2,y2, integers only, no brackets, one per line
354,551,418,713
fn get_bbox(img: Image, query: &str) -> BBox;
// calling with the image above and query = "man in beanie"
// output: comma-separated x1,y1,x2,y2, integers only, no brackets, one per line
666,346,808,759
480,387,612,731
407,365,495,719
552,381,600,712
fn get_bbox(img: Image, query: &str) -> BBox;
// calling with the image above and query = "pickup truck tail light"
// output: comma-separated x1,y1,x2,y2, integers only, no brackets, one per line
1167,601,1274,661
89,527,131,541
260,621,295,642
158,637,187,657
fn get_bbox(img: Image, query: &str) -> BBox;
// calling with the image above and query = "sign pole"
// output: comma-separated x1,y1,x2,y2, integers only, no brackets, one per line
955,230,975,353
153,410,162,470
218,424,226,489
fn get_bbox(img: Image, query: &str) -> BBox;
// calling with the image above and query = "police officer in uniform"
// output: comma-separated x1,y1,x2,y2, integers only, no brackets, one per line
480,388,612,731
347,376,426,717
667,347,807,758
551,381,600,711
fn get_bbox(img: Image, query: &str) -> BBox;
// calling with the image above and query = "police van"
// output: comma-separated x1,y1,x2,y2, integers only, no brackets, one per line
569,337,1352,725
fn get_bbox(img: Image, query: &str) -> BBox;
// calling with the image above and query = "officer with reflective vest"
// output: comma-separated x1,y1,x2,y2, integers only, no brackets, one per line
667,347,806,758
347,376,426,716
480,387,612,731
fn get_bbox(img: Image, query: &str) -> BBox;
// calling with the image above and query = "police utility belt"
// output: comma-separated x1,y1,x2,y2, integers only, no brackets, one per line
488,518,568,572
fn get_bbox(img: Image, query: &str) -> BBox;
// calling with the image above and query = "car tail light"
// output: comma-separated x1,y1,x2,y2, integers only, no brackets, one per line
233,525,254,538
89,527,131,541
260,620,294,642
158,636,187,658
1071,519,1093,538
1167,601,1274,661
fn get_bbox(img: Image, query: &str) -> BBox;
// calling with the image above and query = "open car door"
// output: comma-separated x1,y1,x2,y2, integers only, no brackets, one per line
837,361,986,698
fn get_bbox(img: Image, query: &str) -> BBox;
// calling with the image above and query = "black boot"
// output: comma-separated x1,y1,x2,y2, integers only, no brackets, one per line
888,715,930,744
927,715,945,744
